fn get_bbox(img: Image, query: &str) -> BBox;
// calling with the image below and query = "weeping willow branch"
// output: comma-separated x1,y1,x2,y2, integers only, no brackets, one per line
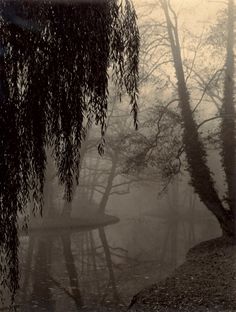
0,0,139,301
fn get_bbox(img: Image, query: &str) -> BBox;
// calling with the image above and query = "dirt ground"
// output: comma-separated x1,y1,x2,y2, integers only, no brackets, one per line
129,236,236,312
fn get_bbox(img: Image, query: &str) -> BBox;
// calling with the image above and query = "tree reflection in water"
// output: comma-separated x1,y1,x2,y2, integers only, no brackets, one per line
29,239,56,311
7,210,218,312
19,226,122,311
61,233,83,308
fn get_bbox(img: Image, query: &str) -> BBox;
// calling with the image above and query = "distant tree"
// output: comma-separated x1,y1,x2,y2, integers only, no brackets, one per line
124,99,182,188
72,102,154,217
0,0,139,300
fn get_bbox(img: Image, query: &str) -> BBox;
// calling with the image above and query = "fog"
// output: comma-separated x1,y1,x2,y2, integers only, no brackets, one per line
15,178,220,311
0,0,234,311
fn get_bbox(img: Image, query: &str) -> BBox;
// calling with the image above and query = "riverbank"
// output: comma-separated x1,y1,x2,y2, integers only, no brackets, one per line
129,236,236,312
19,214,119,236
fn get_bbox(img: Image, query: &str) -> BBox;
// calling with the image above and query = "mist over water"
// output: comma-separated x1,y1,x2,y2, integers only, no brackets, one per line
9,179,219,311
0,0,233,311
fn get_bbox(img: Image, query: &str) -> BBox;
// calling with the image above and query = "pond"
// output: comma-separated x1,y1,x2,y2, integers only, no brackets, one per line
7,210,220,312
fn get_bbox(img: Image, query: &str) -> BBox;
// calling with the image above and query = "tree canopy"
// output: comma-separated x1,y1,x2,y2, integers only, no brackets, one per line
0,0,139,299
127,0,235,238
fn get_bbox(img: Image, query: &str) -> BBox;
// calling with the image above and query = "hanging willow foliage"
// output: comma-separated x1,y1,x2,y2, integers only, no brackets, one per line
0,0,139,300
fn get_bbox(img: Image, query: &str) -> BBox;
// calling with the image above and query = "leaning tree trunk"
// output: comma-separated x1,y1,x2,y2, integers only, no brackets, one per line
220,0,235,230
98,151,118,214
161,0,234,237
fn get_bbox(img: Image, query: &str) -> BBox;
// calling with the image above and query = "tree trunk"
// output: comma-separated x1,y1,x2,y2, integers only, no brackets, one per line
220,0,235,223
98,151,118,214
161,0,234,237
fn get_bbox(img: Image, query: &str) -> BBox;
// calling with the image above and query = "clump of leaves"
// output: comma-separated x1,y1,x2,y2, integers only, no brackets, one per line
0,0,139,301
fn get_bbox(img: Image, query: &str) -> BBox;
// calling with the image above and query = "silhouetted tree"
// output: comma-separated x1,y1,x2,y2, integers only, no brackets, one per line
159,0,235,237
127,0,235,240
78,103,158,216
0,0,139,300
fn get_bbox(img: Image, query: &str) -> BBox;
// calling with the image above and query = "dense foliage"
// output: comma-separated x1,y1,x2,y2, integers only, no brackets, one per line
0,0,139,299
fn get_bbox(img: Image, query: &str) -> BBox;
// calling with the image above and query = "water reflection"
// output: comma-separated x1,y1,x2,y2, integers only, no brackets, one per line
29,239,55,311
60,234,82,308
14,205,220,311
18,226,123,311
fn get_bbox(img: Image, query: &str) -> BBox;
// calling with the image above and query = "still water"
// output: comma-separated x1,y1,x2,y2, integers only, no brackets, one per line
13,209,220,312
